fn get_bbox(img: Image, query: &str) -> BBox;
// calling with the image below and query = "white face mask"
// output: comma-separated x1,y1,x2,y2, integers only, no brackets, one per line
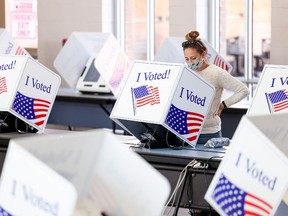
187,59,204,71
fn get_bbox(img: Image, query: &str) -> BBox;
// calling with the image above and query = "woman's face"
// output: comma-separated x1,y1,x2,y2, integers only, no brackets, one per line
184,47,202,64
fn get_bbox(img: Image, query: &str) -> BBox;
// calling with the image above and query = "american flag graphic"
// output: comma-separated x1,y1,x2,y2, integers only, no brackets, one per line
212,174,273,216
0,77,8,94
0,206,13,216
15,46,27,55
265,89,288,113
12,91,51,126
213,55,230,72
165,104,204,142
131,85,160,116
109,54,130,89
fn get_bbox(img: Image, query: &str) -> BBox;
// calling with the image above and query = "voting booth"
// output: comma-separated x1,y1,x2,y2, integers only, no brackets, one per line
4,129,171,216
110,61,215,148
0,55,61,132
0,142,77,216
153,36,233,73
0,28,29,56
54,32,130,96
248,64,288,115
205,113,288,216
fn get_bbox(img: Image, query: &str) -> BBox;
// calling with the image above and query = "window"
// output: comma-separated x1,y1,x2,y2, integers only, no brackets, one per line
219,0,271,78
118,0,169,62
218,0,271,98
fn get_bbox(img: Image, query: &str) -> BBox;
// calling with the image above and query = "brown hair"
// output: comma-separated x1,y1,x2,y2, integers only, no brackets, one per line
182,30,207,54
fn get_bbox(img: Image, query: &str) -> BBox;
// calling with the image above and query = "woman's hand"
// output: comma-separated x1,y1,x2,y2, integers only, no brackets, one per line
216,102,225,116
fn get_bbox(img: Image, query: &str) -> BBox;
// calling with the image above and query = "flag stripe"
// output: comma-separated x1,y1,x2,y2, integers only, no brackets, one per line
244,210,262,216
247,193,273,209
187,117,203,122
245,200,270,215
187,112,204,118
186,135,197,141
187,122,202,127
213,55,229,72
35,120,45,126
0,77,8,94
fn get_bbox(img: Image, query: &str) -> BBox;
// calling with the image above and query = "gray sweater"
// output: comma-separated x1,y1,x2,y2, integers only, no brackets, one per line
196,64,250,134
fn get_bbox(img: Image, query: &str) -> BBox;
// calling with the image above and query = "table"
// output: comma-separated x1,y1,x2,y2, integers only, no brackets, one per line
133,145,226,213
48,88,119,130
133,145,288,215
48,89,248,138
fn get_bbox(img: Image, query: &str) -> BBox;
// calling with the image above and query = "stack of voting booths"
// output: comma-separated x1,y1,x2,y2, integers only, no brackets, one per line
54,32,131,96
49,32,131,130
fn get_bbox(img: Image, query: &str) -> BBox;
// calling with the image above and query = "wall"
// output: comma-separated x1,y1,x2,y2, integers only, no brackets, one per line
169,0,209,41
37,0,115,87
270,1,288,64
2,1,285,80
169,0,197,38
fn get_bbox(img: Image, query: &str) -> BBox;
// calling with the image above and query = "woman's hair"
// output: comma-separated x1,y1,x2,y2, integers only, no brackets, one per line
182,30,207,54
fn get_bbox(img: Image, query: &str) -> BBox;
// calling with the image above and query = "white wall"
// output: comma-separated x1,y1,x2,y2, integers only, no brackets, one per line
37,0,115,87
169,0,209,41
271,0,288,65
37,0,287,86
169,0,197,38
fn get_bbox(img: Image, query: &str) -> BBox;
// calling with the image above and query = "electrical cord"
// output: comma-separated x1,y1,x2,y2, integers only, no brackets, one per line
165,130,184,150
185,161,209,215
162,159,202,216
15,117,28,134
203,156,224,216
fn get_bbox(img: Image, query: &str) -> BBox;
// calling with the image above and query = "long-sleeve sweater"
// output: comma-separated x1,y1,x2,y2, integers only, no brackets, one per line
196,64,250,134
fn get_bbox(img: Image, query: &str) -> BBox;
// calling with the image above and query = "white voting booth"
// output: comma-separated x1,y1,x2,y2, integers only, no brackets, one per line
153,36,233,73
0,55,61,132
0,142,77,216
2,129,171,216
110,61,215,148
248,64,288,115
205,64,288,215
205,114,288,216
0,28,29,56
54,32,130,96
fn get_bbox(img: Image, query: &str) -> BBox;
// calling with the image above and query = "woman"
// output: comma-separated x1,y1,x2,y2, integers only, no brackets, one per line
182,30,250,144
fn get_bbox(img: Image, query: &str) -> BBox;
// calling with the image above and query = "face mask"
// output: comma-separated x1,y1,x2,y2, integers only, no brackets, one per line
187,59,204,71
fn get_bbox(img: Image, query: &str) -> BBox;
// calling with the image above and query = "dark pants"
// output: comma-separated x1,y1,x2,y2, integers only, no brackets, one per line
197,131,222,144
